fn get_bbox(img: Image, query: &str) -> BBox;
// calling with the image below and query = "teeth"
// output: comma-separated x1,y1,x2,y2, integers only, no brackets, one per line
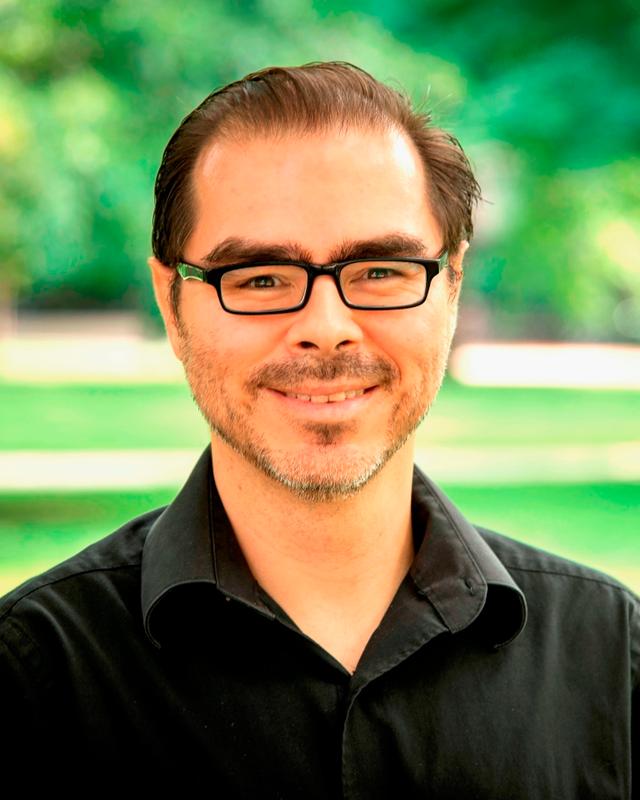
285,392,308,400
284,389,365,403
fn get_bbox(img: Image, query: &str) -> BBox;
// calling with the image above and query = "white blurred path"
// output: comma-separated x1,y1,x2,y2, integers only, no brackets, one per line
1,443,639,491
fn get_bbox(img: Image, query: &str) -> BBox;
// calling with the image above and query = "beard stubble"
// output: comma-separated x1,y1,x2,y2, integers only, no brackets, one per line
180,340,446,501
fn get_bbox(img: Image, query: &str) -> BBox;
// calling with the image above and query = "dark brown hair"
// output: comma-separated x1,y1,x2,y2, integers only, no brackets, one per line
152,61,481,311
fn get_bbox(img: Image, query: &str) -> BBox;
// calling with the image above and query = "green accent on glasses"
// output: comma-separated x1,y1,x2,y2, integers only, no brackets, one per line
176,254,449,315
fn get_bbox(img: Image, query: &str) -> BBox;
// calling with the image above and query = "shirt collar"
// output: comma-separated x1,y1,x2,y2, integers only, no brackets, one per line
142,447,527,649
141,447,217,647
409,468,527,647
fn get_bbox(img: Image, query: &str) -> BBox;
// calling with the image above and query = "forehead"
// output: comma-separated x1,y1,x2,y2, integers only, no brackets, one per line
187,126,441,261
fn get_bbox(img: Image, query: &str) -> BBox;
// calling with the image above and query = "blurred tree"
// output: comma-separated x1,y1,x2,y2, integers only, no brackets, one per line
317,0,640,339
1,0,638,339
0,0,463,325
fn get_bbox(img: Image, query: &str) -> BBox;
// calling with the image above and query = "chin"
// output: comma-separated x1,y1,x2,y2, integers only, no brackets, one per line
256,449,388,502
224,429,414,502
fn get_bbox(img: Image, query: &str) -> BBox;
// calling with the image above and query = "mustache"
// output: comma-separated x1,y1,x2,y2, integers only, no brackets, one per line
248,352,398,391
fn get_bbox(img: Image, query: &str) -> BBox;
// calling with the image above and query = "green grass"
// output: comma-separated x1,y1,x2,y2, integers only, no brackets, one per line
445,482,639,569
0,382,208,450
424,383,640,446
1,482,637,595
1,380,638,450
0,490,173,588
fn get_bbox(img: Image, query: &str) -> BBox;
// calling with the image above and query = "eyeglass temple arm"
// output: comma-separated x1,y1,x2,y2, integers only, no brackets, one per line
177,263,206,281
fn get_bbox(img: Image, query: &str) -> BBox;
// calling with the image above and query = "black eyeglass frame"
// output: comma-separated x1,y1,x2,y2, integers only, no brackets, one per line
176,254,449,315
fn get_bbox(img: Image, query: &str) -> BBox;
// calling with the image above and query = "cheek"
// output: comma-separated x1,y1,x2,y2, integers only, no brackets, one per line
182,310,286,381
368,311,433,364
376,311,453,388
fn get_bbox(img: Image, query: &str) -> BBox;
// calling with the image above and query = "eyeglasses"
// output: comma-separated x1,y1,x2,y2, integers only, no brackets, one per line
176,254,449,315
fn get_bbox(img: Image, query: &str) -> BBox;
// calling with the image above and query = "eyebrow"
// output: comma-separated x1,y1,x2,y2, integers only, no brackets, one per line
201,233,433,268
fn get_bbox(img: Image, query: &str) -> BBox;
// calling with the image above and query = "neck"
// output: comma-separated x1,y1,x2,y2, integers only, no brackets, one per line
211,436,416,672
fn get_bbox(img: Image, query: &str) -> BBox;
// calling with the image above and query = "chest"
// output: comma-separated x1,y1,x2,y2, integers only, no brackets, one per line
46,620,630,799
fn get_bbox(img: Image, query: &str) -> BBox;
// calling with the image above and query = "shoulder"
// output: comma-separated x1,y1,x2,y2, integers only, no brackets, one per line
477,525,638,600
0,506,164,640
476,526,640,677
0,506,166,754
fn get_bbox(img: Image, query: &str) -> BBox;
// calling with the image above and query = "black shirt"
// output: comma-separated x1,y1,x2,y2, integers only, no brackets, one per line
1,448,638,797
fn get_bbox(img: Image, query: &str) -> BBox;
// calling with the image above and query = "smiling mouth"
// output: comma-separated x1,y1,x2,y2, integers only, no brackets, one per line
283,388,367,403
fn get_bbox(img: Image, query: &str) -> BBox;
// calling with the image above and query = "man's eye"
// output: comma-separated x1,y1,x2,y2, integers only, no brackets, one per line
365,267,396,280
247,274,279,289
232,272,288,290
348,266,401,283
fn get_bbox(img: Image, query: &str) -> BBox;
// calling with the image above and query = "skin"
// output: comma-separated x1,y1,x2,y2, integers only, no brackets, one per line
150,125,467,672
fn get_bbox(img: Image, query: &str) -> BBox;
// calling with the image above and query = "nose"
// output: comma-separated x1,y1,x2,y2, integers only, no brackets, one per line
284,275,364,353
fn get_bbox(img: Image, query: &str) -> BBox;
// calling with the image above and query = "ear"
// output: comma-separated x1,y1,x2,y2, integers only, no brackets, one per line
147,256,184,360
445,240,469,301
449,240,469,274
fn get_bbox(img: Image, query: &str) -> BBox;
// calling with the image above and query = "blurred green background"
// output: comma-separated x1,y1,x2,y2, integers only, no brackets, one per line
2,0,639,337
0,0,638,594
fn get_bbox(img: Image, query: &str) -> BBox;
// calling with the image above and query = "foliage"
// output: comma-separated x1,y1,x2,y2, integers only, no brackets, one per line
1,0,638,338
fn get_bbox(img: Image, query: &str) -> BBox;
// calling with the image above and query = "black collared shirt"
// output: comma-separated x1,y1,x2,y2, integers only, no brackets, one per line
1,448,638,797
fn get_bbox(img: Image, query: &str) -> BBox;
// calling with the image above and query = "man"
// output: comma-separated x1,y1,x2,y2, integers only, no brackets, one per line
1,63,638,797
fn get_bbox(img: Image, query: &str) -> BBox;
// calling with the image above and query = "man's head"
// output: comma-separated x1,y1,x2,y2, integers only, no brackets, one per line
151,62,480,317
149,62,480,500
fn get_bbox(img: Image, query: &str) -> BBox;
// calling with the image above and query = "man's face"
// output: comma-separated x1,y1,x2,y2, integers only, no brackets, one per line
163,126,463,500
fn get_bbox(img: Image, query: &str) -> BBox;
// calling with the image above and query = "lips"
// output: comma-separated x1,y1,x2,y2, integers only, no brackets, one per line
283,388,366,403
